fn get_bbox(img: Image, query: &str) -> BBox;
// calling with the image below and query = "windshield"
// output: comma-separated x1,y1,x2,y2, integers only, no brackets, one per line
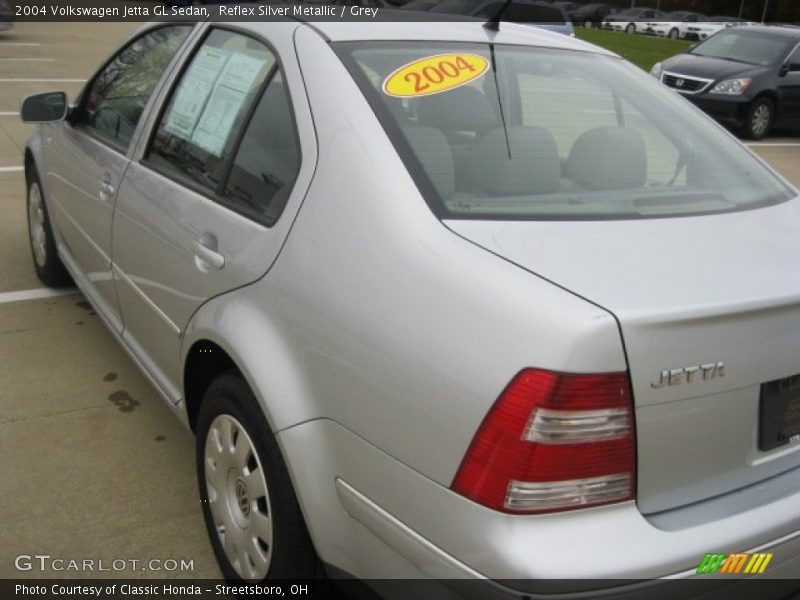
336,42,793,220
691,30,793,66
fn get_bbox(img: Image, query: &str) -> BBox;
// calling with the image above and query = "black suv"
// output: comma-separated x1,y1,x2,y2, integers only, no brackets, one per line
652,26,800,139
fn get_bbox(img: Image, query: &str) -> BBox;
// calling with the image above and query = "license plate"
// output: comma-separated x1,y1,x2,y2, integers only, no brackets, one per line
759,374,800,451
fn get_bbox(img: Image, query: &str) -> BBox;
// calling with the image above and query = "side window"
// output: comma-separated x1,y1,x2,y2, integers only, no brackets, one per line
223,71,300,225
147,29,277,194
789,46,800,71
78,26,190,151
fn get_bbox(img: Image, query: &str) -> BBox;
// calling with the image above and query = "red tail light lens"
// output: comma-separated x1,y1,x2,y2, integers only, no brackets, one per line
451,369,635,514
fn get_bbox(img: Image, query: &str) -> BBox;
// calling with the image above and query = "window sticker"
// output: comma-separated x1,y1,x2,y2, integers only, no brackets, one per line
190,52,268,157
163,46,229,140
382,53,490,98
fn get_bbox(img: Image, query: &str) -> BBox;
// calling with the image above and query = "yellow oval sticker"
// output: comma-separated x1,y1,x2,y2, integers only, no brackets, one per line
382,53,490,98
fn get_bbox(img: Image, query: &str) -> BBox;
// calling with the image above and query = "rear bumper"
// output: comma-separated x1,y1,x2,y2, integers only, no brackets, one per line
279,419,800,592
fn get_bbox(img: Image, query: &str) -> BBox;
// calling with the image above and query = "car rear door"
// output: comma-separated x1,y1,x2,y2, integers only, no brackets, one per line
44,25,193,329
111,23,316,401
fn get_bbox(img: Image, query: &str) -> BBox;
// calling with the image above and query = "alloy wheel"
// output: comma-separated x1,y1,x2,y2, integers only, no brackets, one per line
751,103,771,138
28,182,47,268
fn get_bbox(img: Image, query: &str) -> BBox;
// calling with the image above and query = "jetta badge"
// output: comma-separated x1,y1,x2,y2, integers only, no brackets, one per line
676,78,685,88
651,362,726,389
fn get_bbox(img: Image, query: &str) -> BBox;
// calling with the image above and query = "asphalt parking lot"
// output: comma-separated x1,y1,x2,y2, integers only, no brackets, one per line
0,20,799,581
0,21,221,579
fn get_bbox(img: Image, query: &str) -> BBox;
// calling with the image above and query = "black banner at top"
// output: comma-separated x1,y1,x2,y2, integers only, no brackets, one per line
4,0,800,23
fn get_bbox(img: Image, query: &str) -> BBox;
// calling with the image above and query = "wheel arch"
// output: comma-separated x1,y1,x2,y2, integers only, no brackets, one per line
181,293,318,435
754,89,779,114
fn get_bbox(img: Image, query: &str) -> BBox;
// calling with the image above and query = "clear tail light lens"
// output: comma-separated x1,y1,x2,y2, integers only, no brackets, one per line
451,369,635,514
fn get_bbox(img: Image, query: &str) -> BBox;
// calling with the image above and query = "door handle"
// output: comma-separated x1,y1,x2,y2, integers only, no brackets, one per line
99,172,115,201
193,237,225,270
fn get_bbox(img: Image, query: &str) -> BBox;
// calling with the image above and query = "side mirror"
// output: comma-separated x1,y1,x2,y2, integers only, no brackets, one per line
779,63,790,77
20,92,68,123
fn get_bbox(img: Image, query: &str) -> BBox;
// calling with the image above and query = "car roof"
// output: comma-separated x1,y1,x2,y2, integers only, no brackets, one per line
279,10,608,52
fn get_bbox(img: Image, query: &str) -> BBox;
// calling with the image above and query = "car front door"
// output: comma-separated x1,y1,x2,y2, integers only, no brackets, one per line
111,24,316,402
777,44,800,122
45,25,193,329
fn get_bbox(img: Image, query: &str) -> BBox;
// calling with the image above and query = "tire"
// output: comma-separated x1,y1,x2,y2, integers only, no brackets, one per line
26,164,72,288
741,97,774,140
584,20,593,29
196,372,326,583
668,28,679,39
625,23,636,34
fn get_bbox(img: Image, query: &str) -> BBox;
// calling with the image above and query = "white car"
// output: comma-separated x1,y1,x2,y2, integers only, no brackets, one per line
601,7,664,34
645,11,706,39
684,17,752,42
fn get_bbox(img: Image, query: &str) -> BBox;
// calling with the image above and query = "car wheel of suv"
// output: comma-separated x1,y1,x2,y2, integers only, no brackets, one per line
584,20,593,28
196,372,326,583
26,164,72,288
668,28,679,39
625,23,635,34
742,97,774,140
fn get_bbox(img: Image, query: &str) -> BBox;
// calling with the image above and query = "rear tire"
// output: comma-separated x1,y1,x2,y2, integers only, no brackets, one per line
668,28,680,39
741,97,774,140
625,23,636,34
26,164,72,288
196,372,327,583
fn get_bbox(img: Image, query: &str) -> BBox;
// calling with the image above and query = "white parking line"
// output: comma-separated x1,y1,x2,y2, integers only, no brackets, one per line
0,42,42,47
0,111,18,116
0,166,24,173
746,143,800,148
0,287,78,305
0,79,84,83
0,58,55,62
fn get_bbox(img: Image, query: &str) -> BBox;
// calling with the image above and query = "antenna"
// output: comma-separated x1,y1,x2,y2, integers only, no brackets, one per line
484,0,513,31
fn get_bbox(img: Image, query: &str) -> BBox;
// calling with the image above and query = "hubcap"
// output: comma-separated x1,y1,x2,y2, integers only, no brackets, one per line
28,183,47,268
204,414,273,581
752,104,770,137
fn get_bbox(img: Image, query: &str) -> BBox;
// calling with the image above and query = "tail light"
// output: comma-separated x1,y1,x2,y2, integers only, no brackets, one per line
451,369,635,514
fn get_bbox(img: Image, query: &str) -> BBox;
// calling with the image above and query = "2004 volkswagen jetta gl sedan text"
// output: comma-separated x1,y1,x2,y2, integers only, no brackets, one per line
20,14,800,596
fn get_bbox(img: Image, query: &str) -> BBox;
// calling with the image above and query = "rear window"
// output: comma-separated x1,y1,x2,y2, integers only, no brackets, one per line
336,42,793,220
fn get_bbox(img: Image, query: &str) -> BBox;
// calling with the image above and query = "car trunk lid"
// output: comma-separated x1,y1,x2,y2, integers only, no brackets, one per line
446,200,800,514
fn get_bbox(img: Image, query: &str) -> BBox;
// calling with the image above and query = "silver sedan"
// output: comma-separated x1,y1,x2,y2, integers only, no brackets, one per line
21,14,800,595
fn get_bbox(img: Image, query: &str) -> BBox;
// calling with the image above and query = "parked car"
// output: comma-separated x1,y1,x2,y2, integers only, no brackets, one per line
602,7,664,34
422,0,576,36
552,1,580,19
684,16,751,42
644,11,706,40
568,2,617,28
652,25,800,139
21,14,800,592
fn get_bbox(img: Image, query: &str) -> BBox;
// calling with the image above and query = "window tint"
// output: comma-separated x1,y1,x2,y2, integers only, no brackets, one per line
79,26,190,150
148,29,277,193
223,71,300,226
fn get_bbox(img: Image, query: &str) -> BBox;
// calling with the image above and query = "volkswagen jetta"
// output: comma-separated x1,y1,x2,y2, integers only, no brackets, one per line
21,14,800,597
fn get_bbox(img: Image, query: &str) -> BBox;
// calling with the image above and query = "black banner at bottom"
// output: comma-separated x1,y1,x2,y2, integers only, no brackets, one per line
2,578,800,600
